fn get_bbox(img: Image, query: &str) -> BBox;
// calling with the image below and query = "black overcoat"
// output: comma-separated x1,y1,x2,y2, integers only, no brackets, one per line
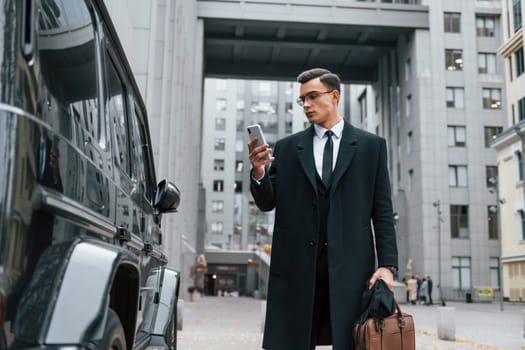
251,122,398,350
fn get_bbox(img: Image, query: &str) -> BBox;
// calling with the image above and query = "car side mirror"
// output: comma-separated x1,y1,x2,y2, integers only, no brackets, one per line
154,180,180,213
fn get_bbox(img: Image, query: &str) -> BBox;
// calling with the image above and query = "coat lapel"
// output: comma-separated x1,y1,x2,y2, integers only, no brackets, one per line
331,122,358,191
297,125,317,192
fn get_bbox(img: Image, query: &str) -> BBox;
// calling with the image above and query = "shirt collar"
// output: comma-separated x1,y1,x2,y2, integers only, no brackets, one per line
314,118,344,139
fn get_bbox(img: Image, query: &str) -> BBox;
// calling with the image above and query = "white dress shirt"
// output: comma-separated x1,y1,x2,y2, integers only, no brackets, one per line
313,118,344,178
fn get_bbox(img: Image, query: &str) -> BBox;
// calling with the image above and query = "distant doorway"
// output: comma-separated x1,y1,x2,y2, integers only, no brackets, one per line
205,273,238,296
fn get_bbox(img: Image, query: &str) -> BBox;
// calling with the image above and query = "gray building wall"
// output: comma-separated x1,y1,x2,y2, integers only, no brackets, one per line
201,80,299,252
350,0,505,298
315,1,504,298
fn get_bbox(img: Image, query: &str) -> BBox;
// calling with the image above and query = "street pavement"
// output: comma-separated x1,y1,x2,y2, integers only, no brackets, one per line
177,296,525,350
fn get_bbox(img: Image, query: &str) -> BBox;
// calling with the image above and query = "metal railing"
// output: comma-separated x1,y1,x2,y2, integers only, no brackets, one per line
197,0,423,5
439,286,502,303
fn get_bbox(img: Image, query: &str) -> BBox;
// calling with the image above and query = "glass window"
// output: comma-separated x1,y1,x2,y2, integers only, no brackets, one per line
451,205,469,238
516,151,523,181
519,97,525,121
235,161,244,173
488,206,498,240
476,16,495,37
449,165,468,187
211,221,224,234
359,92,367,123
213,180,224,192
236,118,244,132
513,0,522,32
39,0,91,31
105,54,131,176
216,98,227,111
405,58,411,81
37,0,104,147
214,159,224,171
448,125,466,147
215,117,226,130
446,87,464,108
445,49,463,71
452,256,471,290
486,166,498,187
484,126,503,147
285,102,293,114
214,138,225,151
234,181,243,193
444,12,461,33
516,48,524,77
127,106,148,201
212,200,224,213
285,102,293,133
407,131,413,154
509,57,514,82
482,88,502,109
519,210,525,240
406,94,411,117
234,223,242,235
478,53,497,74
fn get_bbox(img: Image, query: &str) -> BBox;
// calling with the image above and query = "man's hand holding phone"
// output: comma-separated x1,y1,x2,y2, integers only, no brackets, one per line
247,124,274,179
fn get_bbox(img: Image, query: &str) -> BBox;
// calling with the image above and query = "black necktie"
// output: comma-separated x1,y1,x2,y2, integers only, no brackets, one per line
322,130,334,187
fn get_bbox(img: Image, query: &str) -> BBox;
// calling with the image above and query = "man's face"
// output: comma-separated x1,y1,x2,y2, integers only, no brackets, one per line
299,77,339,127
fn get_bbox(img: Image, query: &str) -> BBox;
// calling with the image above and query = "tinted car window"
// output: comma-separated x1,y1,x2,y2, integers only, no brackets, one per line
129,109,145,192
105,52,131,176
37,0,106,148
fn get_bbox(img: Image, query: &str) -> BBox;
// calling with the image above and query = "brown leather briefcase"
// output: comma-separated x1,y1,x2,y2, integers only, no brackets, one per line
354,301,415,350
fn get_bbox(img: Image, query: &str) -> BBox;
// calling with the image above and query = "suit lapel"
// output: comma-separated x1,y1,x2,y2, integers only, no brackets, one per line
297,126,317,192
331,122,358,191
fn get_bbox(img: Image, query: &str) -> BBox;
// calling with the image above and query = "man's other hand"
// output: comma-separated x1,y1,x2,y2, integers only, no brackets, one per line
368,267,394,290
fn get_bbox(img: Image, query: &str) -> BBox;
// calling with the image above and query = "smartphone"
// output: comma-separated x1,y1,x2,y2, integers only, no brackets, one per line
247,124,270,160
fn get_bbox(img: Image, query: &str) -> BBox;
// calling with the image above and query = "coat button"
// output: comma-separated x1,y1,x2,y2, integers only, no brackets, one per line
309,240,316,247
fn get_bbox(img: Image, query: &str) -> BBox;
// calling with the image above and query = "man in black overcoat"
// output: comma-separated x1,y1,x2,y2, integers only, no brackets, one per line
248,68,398,350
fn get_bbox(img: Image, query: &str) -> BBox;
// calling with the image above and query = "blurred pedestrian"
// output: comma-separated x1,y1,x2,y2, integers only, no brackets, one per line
426,275,433,305
402,276,409,303
408,275,418,305
415,273,422,303
420,277,429,305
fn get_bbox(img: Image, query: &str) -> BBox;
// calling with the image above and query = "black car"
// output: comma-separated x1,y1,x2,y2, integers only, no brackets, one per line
0,0,181,349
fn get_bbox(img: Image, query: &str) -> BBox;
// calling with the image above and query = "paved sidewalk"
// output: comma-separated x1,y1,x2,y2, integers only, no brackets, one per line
177,296,525,350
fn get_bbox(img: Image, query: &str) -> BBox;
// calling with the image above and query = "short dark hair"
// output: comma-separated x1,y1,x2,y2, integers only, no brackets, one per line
296,68,341,92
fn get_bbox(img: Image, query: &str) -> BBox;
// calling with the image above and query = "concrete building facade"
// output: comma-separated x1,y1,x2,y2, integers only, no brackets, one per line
201,79,299,252
384,1,506,299
492,0,525,302
350,0,507,300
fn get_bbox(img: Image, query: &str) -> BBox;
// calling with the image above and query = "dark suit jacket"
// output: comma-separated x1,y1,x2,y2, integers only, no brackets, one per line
251,121,398,350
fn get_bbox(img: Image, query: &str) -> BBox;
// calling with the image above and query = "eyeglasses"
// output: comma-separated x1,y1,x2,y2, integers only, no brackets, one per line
296,90,334,107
